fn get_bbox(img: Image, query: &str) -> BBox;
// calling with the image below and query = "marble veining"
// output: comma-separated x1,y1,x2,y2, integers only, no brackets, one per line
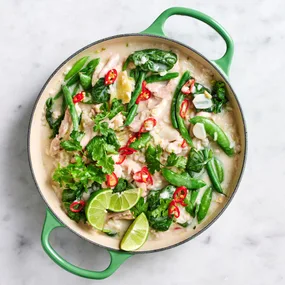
0,0,285,284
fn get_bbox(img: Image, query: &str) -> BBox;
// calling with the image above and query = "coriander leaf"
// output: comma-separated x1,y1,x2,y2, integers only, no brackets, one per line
113,178,134,193
60,130,84,151
91,78,110,103
108,98,124,119
131,197,148,218
186,148,212,175
62,189,77,202
96,155,114,174
166,153,187,169
145,145,162,174
106,132,120,151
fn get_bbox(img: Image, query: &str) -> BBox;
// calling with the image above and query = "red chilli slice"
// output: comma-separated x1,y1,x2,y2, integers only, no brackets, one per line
168,201,180,218
116,155,126,165
173,186,188,206
119,146,137,156
181,139,187,148
179,99,189,119
70,200,85,213
104,69,118,85
73,91,85,103
139,118,157,133
106,172,118,187
181,79,195,95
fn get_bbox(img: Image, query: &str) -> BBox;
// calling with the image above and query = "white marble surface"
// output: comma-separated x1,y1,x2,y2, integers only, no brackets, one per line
0,0,284,284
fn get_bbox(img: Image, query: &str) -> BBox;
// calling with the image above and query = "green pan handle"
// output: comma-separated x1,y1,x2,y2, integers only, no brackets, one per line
41,209,132,279
141,7,234,76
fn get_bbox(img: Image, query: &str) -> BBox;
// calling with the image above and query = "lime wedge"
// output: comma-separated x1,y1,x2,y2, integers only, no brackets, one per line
108,188,142,212
120,212,149,251
85,189,112,230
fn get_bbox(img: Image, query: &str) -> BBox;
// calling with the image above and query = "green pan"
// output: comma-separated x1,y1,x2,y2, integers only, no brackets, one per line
28,7,247,280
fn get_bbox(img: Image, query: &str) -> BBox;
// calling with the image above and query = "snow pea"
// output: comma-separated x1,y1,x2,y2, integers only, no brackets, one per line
213,157,224,183
171,71,191,129
176,92,194,147
197,187,213,223
62,85,79,131
161,168,206,190
185,190,199,217
129,132,151,150
64,56,89,81
128,71,145,111
190,116,234,156
125,104,138,126
145,72,179,84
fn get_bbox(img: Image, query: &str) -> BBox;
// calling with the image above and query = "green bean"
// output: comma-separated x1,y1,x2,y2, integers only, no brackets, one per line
125,104,138,126
171,71,191,129
62,85,79,131
161,168,206,190
129,132,151,150
176,92,194,147
64,56,89,81
185,190,199,217
190,116,234,156
145,72,179,84
127,71,145,111
81,58,100,76
197,187,213,223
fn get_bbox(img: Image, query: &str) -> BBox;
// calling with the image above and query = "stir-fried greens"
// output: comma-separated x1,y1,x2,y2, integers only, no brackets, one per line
45,45,237,251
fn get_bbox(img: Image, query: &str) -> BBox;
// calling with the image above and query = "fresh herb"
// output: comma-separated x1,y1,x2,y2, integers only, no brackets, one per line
79,72,91,90
91,78,110,103
186,148,212,176
207,81,228,113
62,189,77,202
113,178,134,193
166,153,187,169
53,155,106,193
145,145,163,174
86,136,117,174
131,197,148,217
123,49,177,73
109,98,125,119
60,130,84,151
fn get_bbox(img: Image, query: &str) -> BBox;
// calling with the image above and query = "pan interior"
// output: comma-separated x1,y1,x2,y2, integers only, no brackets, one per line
29,35,246,253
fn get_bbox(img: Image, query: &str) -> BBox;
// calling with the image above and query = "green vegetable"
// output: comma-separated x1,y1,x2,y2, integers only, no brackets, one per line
71,83,80,97
79,72,91,90
176,91,193,147
129,68,140,81
186,148,212,175
53,156,106,193
185,190,199,217
113,178,134,193
166,153,187,170
63,202,86,223
45,98,64,137
129,132,151,150
213,157,224,183
207,81,228,113
197,187,213,223
86,136,116,174
91,78,110,103
123,49,177,73
131,197,148,217
60,130,84,151
125,104,138,126
190,116,234,156
103,229,118,237
161,168,206,190
62,189,77,202
171,71,191,129
128,71,145,110
145,145,162,174
65,56,89,81
81,58,100,76
145,72,179,83
62,85,79,131
109,98,125,119
203,149,224,194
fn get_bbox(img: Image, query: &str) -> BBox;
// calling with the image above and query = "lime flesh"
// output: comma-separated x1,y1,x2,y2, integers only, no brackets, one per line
120,212,149,251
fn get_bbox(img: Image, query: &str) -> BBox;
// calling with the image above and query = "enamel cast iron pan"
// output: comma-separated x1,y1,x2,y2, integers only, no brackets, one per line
28,7,247,279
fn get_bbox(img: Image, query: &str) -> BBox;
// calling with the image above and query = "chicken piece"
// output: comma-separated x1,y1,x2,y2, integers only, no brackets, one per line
146,77,177,100
80,112,96,149
107,210,134,220
108,113,125,130
98,54,120,78
49,135,61,156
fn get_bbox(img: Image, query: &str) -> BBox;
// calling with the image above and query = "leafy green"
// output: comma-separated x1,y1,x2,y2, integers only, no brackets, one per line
79,72,91,90
63,202,86,223
131,197,148,218
60,130,84,151
81,58,100,76
86,136,116,174
91,78,110,103
113,178,134,193
123,49,177,73
186,148,212,175
53,155,106,193
145,145,162,174
166,153,187,169
208,81,228,113
62,189,77,202
109,98,125,119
